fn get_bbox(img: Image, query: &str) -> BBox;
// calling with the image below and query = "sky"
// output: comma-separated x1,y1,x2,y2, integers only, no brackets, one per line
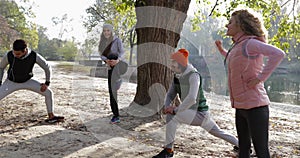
25,0,198,43
29,0,94,43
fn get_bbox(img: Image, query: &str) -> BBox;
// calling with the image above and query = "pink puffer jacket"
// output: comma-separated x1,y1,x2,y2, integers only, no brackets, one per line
222,33,285,109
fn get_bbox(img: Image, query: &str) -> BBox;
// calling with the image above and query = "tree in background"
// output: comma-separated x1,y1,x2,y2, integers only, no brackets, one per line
57,39,78,61
52,14,74,40
80,38,97,59
0,0,78,61
84,0,136,38
36,26,57,60
0,0,38,54
194,0,300,60
0,15,19,54
83,0,136,59
36,26,78,61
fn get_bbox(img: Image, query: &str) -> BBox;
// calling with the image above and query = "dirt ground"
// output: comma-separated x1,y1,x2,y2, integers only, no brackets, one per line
0,61,299,158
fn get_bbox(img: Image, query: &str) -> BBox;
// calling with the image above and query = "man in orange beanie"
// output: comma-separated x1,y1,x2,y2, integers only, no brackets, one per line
171,48,189,67
152,49,239,158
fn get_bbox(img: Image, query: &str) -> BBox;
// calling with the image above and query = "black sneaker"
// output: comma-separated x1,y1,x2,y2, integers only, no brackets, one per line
110,116,120,124
45,116,65,124
233,146,239,152
153,148,174,158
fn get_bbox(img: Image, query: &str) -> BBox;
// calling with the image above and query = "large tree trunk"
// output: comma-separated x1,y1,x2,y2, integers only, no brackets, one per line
128,0,191,117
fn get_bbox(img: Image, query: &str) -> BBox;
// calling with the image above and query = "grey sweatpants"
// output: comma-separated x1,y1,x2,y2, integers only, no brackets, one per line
165,109,238,149
0,79,54,114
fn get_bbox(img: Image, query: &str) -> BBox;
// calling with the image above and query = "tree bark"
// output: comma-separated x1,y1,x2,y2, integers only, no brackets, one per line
129,0,190,116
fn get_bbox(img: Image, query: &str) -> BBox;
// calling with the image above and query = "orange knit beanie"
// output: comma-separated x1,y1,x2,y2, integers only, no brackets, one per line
171,48,189,67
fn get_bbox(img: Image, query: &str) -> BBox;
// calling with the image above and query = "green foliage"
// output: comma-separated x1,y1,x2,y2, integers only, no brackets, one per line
57,41,78,61
0,0,38,54
37,26,58,60
84,0,136,45
81,38,98,58
195,0,300,60
37,26,78,61
112,0,136,33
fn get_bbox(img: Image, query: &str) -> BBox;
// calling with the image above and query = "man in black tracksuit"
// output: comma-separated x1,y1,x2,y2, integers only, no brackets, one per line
0,39,64,123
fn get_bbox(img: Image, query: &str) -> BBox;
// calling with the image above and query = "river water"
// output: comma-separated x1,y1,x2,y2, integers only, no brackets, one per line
265,73,300,105
203,73,300,106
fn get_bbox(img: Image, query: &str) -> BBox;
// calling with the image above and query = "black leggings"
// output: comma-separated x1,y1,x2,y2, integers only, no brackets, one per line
108,67,119,117
236,106,270,158
107,61,127,117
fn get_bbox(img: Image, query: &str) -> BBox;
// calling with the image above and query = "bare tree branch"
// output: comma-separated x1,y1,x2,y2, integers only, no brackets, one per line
209,0,219,16
90,6,107,21
270,0,293,16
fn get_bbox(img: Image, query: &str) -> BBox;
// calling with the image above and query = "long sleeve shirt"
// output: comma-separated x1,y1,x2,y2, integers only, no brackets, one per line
0,50,51,83
220,32,285,109
165,64,208,113
100,36,125,61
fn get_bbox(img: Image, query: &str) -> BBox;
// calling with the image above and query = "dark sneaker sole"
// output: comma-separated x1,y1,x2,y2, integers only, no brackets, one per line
45,116,65,124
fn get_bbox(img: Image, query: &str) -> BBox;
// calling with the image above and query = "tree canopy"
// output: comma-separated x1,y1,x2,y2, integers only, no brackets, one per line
37,26,78,61
84,0,136,40
0,0,38,54
0,0,79,61
195,0,300,60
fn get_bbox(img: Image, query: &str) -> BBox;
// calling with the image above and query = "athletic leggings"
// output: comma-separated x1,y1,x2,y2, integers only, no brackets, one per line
107,66,122,118
236,106,270,158
0,79,54,114
165,109,239,149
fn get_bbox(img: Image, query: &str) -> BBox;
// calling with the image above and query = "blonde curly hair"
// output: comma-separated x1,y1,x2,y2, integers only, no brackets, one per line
232,9,268,42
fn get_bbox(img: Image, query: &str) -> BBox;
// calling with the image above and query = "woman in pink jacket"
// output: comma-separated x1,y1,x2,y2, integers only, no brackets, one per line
215,9,285,158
